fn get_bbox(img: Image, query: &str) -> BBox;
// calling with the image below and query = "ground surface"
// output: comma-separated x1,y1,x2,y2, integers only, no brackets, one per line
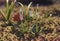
0,3,60,41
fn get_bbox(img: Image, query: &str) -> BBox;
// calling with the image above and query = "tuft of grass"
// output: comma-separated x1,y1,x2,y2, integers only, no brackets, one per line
18,2,32,15
0,0,16,21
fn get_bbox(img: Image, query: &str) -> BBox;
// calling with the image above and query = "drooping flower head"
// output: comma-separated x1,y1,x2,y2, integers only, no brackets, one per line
14,8,25,22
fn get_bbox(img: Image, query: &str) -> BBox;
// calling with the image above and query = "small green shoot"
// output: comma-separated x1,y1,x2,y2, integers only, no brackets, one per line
0,0,16,21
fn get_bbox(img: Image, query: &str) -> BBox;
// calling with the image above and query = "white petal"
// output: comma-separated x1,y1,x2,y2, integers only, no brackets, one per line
20,14,23,20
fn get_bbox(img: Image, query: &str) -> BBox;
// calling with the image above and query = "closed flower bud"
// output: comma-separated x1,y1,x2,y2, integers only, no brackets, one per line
29,9,33,17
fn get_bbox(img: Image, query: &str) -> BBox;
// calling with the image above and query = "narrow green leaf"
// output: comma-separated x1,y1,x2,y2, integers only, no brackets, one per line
6,0,9,14
9,0,16,10
6,0,9,20
6,9,11,20
6,0,16,20
18,2,24,7
0,9,6,19
36,25,38,33
28,2,32,9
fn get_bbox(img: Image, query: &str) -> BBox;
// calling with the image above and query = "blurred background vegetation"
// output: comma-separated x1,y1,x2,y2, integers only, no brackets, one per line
0,0,60,6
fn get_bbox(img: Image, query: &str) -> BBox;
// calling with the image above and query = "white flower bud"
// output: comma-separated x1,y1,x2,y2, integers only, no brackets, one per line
20,14,23,21
36,4,39,9
50,14,52,17
29,10,33,17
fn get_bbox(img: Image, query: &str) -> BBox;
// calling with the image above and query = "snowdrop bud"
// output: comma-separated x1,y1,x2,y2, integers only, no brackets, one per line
20,14,23,21
29,10,33,17
50,14,52,17
29,9,33,17
36,3,39,9
20,8,24,20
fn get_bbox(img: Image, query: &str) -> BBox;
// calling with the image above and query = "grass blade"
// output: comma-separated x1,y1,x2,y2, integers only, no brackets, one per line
0,9,6,19
6,0,16,20
18,2,24,7
28,2,32,9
